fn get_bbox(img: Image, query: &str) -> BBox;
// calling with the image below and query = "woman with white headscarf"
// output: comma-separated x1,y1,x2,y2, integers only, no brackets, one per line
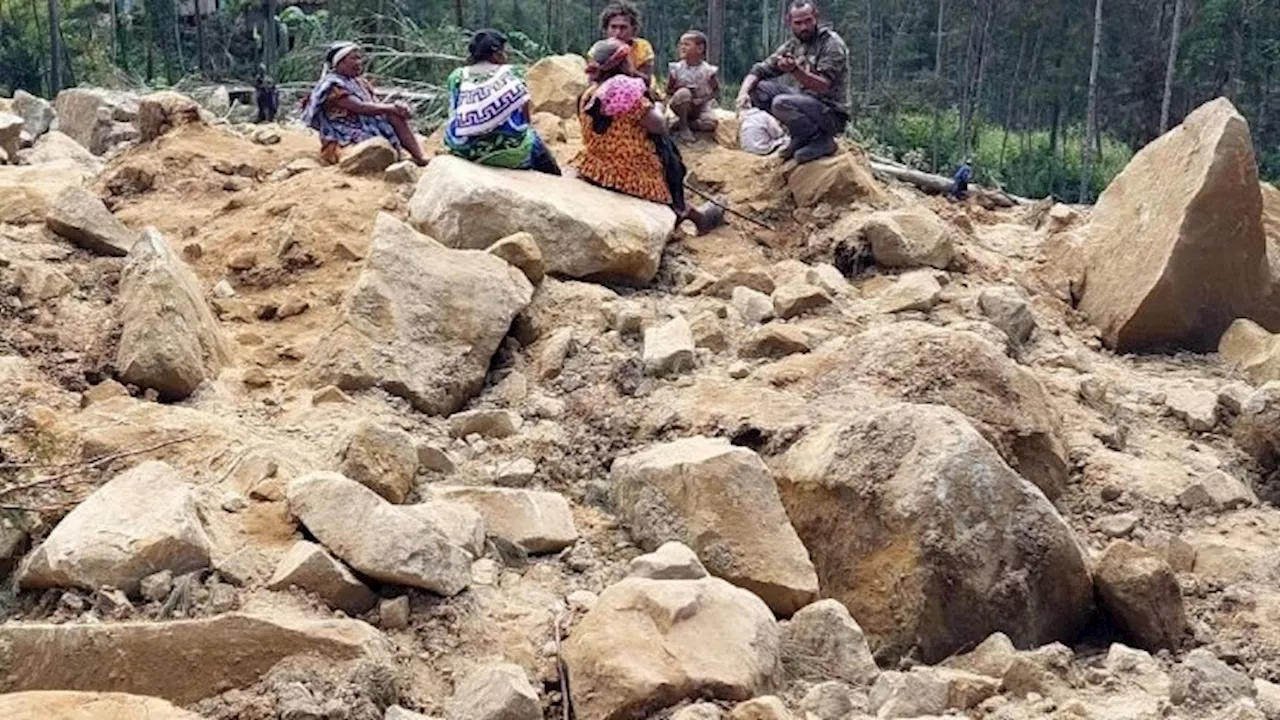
300,42,429,166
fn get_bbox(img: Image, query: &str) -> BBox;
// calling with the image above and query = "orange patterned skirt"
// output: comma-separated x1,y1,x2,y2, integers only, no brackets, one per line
573,101,673,206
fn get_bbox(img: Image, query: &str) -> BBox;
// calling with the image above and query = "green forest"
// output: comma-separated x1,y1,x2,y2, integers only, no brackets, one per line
1,0,1278,202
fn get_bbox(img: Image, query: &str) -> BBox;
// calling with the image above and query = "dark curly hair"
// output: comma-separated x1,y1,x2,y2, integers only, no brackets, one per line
599,0,641,35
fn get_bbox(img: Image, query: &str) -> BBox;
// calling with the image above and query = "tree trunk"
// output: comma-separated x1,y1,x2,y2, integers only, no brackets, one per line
47,0,62,93
263,0,276,70
760,0,770,55
195,0,206,74
1080,0,1103,203
110,0,119,66
454,0,463,28
864,0,873,96
966,0,995,157
1159,0,1182,134
707,0,725,67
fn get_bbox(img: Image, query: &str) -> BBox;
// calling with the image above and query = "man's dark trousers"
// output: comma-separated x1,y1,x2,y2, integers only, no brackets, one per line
748,80,845,148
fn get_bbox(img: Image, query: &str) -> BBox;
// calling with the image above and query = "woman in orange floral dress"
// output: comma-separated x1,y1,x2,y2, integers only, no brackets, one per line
574,39,724,234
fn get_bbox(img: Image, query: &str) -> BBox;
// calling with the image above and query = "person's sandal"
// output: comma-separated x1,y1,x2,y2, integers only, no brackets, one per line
694,202,726,235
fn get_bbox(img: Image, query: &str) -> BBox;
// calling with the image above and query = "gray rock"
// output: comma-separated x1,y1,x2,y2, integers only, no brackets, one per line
267,540,377,615
14,90,55,138
487,232,546,285
417,443,457,474
627,541,708,580
386,706,431,720
879,270,942,313
1172,649,1256,708
1178,470,1257,511
445,663,541,720
0,113,22,156
45,186,138,256
800,682,857,720
334,420,418,504
732,286,776,324
772,281,832,320
340,137,397,174
495,457,537,487
781,599,879,686
379,596,410,630
432,486,577,554
643,316,696,377
1166,386,1220,432
980,285,1037,345
401,500,487,558
448,409,523,439
384,160,420,185
739,324,812,359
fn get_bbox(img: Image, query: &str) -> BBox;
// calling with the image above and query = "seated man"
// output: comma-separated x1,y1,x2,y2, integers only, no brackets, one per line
666,31,719,143
735,1,849,163
299,42,429,166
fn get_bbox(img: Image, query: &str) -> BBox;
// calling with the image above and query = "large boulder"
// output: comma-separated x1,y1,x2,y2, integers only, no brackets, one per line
787,149,888,208
0,161,94,224
0,112,23,156
861,206,956,269
288,472,472,596
0,613,388,704
0,692,205,720
611,436,819,616
16,131,101,170
14,89,56,138
1079,98,1271,352
115,229,230,401
564,576,782,720
1095,541,1187,651
828,322,1069,500
408,156,675,286
54,88,135,155
45,186,138,256
136,91,203,142
527,54,589,119
266,540,378,615
776,403,1094,663
304,213,532,415
18,461,212,597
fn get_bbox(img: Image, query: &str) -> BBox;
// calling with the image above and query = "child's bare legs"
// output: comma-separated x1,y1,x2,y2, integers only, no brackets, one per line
669,88,698,143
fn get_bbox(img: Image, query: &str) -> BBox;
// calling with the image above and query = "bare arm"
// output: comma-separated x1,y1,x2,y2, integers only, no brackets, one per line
666,72,678,98
334,94,405,118
640,104,668,134
790,66,832,94
737,73,760,107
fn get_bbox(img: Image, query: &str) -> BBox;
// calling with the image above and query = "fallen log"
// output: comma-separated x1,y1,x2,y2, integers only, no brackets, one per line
868,157,1035,209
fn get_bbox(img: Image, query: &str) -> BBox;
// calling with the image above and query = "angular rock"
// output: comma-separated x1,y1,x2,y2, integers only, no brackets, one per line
787,151,888,208
45,186,138,256
1095,540,1187,651
115,229,231,401
0,161,95,225
628,541,709,580
1220,318,1280,385
433,486,577,554
54,88,133,155
384,160,420,184
136,92,203,142
14,89,56,138
409,156,674,285
0,112,23,156
777,403,1093,663
1,512,32,579
527,55,589,118
339,137,397,174
1165,386,1220,432
16,131,101,169
730,696,791,720
379,596,410,630
0,612,388,704
862,207,956,269
417,443,457,474
868,670,948,718
643,316,696,377
0,691,205,720
710,268,777,298
800,683,855,720
781,599,879,686
732,286,775,324
1171,649,1256,708
740,324,812,359
267,540,377,615
563,576,782,720
334,420,418,504
980,285,1037,345
445,663,541,720
833,322,1070,500
304,213,532,416
287,472,472,596
402,500,486,558
612,436,818,616
487,232,546,284
1177,470,1257,511
772,282,832,320
942,632,1018,679
1079,98,1271,352
878,270,941,313
448,408,522,439
18,461,211,597
494,457,537,487
1104,643,1171,697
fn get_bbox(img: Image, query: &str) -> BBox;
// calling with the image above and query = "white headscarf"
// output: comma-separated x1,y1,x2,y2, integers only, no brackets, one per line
324,42,359,76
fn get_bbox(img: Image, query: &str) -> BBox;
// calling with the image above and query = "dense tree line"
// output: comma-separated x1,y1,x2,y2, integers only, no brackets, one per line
1,0,1278,200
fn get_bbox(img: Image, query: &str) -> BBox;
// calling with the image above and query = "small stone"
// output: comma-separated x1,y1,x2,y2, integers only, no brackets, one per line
567,589,598,612
183,242,204,261
267,540,377,615
740,324,812,359
312,386,352,405
1177,470,1257,511
385,706,430,720
673,704,724,720
213,279,236,298
1096,540,1187,651
60,591,87,613
379,596,410,630
627,541,708,580
94,586,134,619
643,316,697,377
801,682,856,720
732,286,776,324
384,160,420,185
227,250,257,271
1095,512,1139,538
221,493,249,513
980,285,1037,345
879,270,942,313
339,137,397,175
1101,485,1123,502
334,419,419,504
278,298,309,319
728,361,752,379
242,367,270,388
495,457,537,487
445,662,541,720
1166,387,1220,432
711,268,776,298
1171,648,1256,707
782,598,879,686
140,570,174,603
772,281,832,320
538,328,575,380
417,443,457,474
449,409,523,439
730,696,792,720
81,379,129,407
690,312,728,352
487,232,546,285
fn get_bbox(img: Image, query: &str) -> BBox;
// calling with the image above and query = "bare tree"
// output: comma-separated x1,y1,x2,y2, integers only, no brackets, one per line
930,0,944,171
707,0,725,66
47,0,62,93
263,0,277,70
1159,0,1182,134
1080,0,1103,202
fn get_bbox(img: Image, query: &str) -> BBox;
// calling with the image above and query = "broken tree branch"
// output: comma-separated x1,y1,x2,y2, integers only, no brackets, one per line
868,154,1036,208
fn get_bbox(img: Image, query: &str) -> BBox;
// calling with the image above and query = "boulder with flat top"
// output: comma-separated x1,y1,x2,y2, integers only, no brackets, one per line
409,156,675,286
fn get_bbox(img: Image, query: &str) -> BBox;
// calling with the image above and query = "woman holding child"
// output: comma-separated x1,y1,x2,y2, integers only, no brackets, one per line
573,38,724,234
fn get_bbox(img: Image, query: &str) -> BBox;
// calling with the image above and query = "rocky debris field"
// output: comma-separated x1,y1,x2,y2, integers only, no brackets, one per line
5,66,1280,720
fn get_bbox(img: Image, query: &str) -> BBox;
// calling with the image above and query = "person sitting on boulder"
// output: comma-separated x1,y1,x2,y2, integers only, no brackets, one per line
666,31,720,144
574,38,724,235
600,1,658,90
735,1,850,164
300,42,429,166
444,29,561,174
